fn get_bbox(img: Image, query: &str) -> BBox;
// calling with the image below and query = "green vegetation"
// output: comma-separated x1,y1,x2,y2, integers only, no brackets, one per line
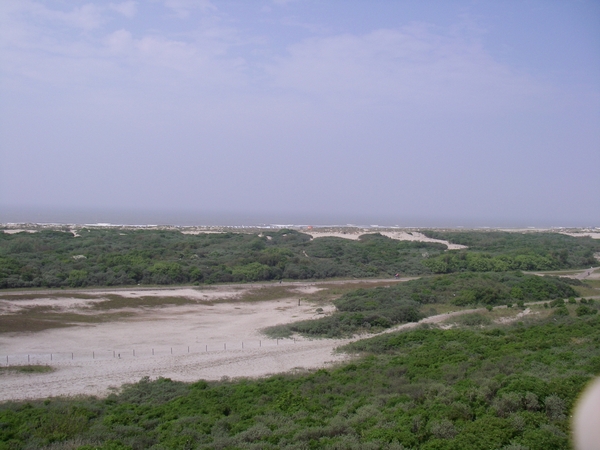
1,315,598,449
0,229,445,289
0,365,54,375
420,231,600,273
2,228,598,289
265,272,580,337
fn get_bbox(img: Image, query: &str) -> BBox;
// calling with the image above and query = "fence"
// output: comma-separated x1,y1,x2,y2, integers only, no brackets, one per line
2,338,298,366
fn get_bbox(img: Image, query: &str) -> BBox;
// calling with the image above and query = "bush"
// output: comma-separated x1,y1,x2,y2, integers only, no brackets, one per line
576,305,597,316
544,395,566,421
429,419,457,439
457,313,492,327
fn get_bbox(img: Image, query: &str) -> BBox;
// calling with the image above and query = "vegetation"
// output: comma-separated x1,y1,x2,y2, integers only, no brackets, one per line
2,228,597,289
420,231,600,273
1,314,598,449
265,272,580,337
0,365,54,375
0,229,445,289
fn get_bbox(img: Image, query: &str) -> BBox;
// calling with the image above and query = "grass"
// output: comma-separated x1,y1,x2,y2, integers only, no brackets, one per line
90,294,199,310
0,310,136,334
0,364,54,374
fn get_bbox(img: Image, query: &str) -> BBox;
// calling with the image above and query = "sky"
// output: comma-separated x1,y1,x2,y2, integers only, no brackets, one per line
1,0,599,227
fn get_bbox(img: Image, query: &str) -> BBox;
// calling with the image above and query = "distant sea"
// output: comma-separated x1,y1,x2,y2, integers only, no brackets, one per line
0,206,594,229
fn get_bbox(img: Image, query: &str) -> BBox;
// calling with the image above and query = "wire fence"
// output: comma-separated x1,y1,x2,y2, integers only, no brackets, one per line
2,338,298,366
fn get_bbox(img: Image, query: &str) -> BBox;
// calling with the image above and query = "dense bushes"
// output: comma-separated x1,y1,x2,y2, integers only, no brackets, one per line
2,228,597,289
265,272,579,338
1,315,598,449
0,229,444,289
420,231,600,274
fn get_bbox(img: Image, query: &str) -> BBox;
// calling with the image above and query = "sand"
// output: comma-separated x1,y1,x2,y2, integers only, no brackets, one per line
304,230,467,249
0,285,350,401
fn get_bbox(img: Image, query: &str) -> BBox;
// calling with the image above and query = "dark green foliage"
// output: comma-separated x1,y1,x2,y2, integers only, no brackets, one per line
265,272,577,337
1,315,598,449
576,305,598,316
420,230,600,273
0,229,446,289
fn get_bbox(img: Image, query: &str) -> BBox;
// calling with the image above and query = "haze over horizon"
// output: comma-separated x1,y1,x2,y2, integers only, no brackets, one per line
1,1,599,227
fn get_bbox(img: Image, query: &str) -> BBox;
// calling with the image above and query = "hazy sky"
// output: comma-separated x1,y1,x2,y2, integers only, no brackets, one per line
1,1,599,226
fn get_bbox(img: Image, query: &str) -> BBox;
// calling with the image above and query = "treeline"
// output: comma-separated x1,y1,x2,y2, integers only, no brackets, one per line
0,229,444,289
266,272,580,338
1,314,598,449
420,231,599,274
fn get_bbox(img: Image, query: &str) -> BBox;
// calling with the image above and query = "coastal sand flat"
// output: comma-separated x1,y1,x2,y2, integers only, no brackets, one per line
0,285,349,401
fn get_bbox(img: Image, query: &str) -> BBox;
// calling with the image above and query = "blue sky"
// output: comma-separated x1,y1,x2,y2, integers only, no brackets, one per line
1,1,599,226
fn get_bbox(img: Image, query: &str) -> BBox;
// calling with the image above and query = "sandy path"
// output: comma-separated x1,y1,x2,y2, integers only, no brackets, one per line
305,230,467,249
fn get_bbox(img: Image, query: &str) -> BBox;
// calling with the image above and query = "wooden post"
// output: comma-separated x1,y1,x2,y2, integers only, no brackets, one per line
152,348,154,355
188,346,189,353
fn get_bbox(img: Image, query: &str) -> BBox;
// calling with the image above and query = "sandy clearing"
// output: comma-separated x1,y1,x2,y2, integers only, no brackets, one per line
560,232,600,239
0,287,351,402
305,230,467,249
1,229,38,234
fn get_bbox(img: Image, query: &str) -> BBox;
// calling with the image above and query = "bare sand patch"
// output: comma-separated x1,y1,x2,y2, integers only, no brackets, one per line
560,232,600,240
1,229,38,234
305,230,466,249
0,286,351,401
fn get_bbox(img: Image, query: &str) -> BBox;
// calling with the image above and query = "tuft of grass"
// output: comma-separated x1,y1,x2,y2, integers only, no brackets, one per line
90,294,198,310
455,313,492,327
0,364,55,374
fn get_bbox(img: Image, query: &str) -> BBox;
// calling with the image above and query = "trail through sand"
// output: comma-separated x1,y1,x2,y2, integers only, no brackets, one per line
304,230,467,249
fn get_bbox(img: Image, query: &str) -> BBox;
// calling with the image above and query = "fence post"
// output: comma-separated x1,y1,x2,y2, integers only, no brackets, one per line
152,348,154,355
206,345,207,352
72,352,73,360
187,346,189,353
50,353,52,361
171,347,173,354
224,343,226,350
28,354,30,362
93,352,94,359
133,349,135,357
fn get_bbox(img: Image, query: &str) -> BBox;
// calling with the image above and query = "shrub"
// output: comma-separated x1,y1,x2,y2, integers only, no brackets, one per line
429,420,457,439
552,307,569,316
457,313,492,327
576,305,598,316
544,395,566,421
494,393,522,417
